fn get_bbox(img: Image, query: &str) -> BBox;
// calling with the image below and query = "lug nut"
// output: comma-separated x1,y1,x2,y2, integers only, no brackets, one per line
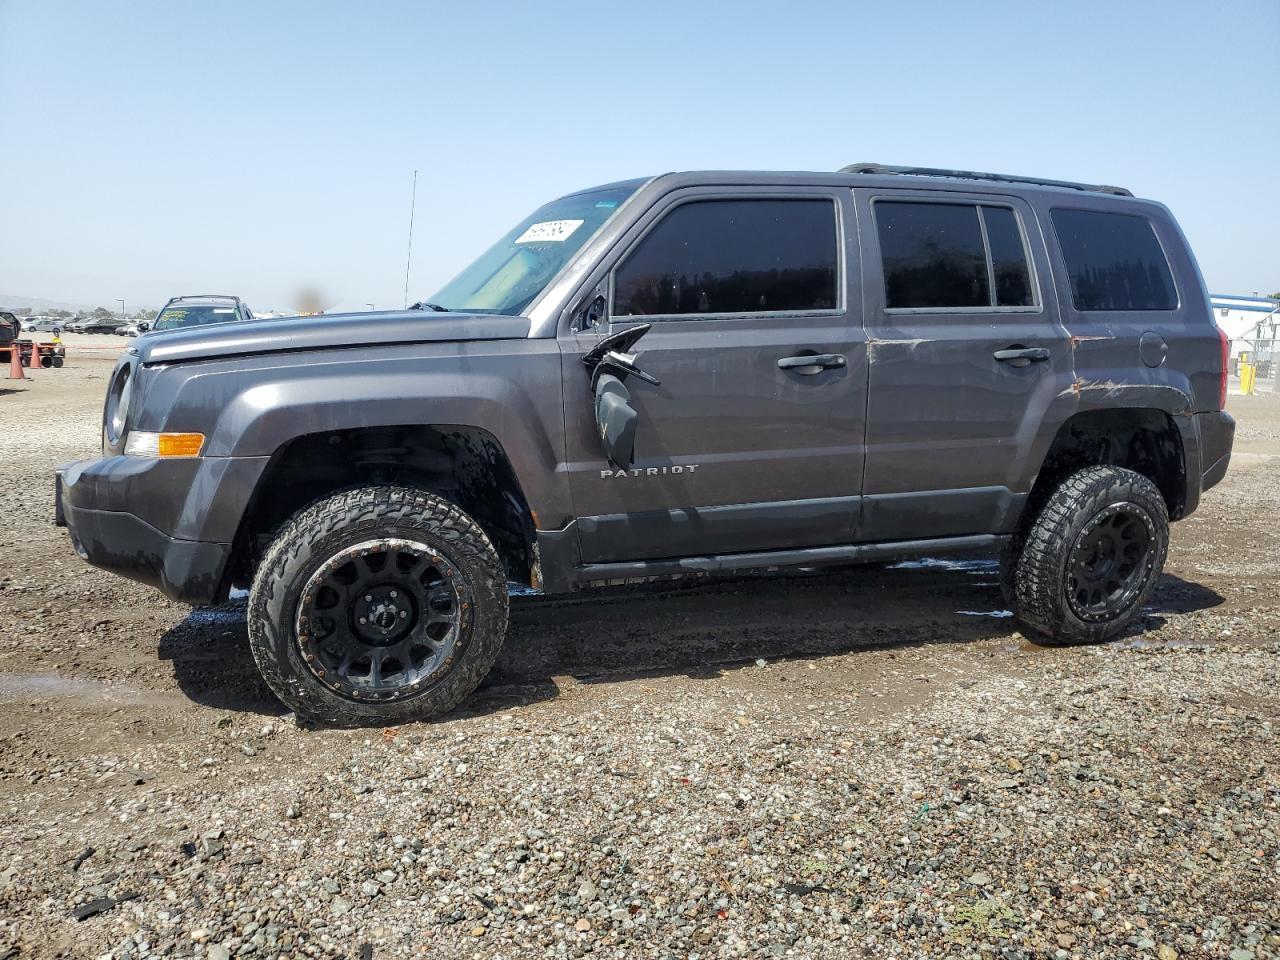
359,617,368,624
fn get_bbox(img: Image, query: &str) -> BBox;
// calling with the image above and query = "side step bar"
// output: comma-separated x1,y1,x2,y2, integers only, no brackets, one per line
573,534,1007,584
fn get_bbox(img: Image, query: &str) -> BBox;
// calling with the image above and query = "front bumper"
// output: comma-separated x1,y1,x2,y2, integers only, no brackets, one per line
56,456,262,605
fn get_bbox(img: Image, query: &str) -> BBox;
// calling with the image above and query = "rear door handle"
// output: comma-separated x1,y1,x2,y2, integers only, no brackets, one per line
993,347,1051,364
778,353,846,374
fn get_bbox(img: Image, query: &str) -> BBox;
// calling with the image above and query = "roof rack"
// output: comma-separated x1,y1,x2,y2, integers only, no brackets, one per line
168,294,243,303
839,163,1133,198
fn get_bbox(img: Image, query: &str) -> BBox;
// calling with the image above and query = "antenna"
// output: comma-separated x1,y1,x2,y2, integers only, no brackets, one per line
403,169,418,309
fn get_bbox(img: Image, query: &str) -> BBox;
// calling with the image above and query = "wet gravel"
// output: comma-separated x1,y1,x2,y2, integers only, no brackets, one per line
0,359,1277,959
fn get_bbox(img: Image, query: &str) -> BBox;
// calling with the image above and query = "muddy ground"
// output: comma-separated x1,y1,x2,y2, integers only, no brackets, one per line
0,354,1276,960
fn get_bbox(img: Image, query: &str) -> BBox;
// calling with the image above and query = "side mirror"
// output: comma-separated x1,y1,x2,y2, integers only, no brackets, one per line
594,373,637,469
584,323,658,469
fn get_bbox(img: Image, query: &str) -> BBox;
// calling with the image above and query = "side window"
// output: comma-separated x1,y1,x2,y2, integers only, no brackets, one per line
874,201,1037,310
982,206,1034,307
876,202,988,308
613,199,838,317
1051,209,1177,311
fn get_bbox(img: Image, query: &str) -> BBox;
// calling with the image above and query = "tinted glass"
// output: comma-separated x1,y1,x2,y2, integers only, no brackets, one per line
613,199,837,316
1051,209,1176,311
876,202,989,308
154,305,241,330
429,183,640,316
982,206,1034,307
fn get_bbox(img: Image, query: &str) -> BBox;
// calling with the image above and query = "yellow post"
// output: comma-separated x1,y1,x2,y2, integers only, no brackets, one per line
1240,362,1256,396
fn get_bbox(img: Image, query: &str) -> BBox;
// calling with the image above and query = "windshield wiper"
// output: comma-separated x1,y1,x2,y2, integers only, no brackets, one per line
409,301,449,312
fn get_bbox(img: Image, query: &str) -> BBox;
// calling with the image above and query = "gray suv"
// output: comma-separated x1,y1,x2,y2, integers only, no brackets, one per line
56,165,1235,725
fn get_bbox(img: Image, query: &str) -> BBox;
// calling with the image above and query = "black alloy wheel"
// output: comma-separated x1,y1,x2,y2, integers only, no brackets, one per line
1065,503,1156,623
296,538,470,703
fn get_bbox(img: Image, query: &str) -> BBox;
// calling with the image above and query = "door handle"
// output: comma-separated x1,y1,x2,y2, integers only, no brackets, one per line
993,347,1050,364
778,353,847,373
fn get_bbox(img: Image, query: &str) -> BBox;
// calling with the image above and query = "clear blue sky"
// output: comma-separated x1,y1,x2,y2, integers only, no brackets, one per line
1,0,1276,313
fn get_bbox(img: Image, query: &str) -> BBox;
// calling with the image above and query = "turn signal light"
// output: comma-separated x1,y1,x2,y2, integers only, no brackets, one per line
124,431,205,458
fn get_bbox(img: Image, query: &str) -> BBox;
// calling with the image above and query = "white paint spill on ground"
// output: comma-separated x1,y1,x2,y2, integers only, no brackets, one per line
890,557,999,573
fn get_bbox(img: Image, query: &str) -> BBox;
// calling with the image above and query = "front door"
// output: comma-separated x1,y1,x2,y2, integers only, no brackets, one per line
853,189,1073,541
560,188,868,564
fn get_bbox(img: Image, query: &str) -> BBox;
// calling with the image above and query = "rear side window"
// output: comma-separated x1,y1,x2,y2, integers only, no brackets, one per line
982,206,1034,307
613,199,838,317
1051,209,1177,311
875,201,1036,309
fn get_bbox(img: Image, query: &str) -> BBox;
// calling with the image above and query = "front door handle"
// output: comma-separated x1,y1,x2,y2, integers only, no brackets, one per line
993,347,1051,365
778,353,847,374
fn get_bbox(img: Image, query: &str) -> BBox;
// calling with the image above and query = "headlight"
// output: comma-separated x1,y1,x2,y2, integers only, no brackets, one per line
104,363,133,444
124,431,205,457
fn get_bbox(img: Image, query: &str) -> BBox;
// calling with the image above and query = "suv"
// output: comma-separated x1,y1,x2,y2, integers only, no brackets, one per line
152,294,253,332
56,165,1235,726
0,311,19,347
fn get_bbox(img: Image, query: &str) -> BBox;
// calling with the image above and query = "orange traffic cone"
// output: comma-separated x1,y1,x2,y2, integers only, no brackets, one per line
6,343,27,380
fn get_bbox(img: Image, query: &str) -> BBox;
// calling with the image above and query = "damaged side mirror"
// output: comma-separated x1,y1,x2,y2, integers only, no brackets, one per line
583,324,659,470
594,373,638,470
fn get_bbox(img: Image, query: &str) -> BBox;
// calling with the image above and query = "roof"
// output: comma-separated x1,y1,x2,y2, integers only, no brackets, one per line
838,163,1132,197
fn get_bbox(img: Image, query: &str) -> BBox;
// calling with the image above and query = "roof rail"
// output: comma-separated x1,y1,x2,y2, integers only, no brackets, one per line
839,163,1133,198
169,294,242,303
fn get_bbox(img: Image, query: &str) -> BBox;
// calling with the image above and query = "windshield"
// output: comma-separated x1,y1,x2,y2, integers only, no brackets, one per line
154,304,240,331
426,183,640,315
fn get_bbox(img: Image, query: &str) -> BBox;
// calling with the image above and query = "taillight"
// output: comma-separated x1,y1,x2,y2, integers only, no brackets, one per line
1217,324,1229,410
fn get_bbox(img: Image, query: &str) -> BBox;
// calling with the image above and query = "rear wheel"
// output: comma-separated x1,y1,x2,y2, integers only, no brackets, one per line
248,486,509,726
1012,466,1167,645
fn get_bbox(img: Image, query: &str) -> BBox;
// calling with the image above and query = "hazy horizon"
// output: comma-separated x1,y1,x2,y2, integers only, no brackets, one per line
2,0,1277,313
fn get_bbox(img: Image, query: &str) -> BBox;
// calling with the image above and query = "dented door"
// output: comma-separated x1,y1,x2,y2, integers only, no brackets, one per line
854,189,1073,541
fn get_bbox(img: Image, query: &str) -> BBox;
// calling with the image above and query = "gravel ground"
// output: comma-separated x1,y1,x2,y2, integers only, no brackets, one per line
0,356,1277,960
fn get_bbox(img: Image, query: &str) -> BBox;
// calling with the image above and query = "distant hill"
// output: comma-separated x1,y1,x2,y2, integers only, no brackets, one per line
0,293,94,313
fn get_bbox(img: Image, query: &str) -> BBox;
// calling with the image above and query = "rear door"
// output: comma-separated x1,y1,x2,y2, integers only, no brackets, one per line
559,186,869,563
854,188,1073,540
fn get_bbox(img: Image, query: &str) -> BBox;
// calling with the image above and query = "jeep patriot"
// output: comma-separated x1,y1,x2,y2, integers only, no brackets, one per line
56,164,1235,725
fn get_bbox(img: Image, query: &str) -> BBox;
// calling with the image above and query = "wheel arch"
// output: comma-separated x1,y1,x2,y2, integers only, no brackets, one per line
1022,407,1188,538
230,424,537,590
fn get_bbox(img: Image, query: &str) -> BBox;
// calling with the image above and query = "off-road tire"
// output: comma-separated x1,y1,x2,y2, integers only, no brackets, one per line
248,486,509,726
1012,466,1168,645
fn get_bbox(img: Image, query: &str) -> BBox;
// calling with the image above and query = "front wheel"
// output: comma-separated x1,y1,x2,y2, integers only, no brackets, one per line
1012,466,1168,645
248,486,509,726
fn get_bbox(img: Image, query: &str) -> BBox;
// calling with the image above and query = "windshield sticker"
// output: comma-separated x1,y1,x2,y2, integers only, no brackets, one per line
515,219,584,244
594,200,619,209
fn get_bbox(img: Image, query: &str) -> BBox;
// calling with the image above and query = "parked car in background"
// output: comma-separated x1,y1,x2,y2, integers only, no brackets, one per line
152,295,254,333
118,321,152,337
78,318,127,334
65,318,94,333
24,317,68,334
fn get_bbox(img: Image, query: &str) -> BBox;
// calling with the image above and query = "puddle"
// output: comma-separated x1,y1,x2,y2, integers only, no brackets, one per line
955,609,1014,618
0,672,164,704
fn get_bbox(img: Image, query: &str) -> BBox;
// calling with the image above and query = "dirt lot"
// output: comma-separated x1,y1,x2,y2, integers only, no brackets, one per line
1,353,1277,960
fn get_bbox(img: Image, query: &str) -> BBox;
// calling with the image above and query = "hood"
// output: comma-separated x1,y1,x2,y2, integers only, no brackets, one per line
134,309,531,365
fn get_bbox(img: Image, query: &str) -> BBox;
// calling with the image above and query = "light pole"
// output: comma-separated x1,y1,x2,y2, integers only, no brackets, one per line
116,298,126,320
